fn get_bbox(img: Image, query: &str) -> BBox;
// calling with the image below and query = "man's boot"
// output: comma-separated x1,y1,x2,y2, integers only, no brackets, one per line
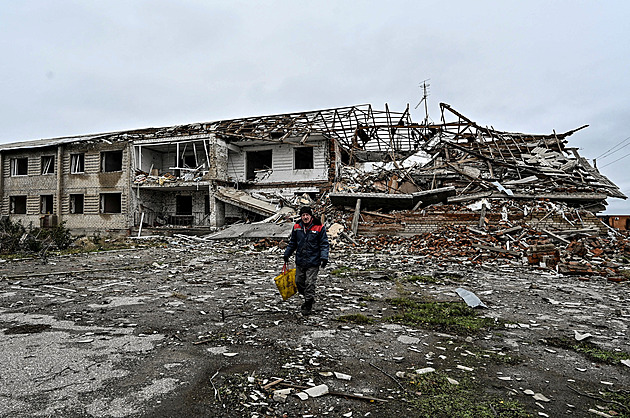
301,299,314,316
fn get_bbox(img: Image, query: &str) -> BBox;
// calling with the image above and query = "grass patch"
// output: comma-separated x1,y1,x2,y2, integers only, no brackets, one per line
400,274,439,284
331,266,353,276
387,297,498,334
335,313,374,324
599,389,630,417
407,372,530,417
546,337,630,365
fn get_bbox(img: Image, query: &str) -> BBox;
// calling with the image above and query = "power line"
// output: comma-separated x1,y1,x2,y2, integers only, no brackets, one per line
595,135,630,160
600,150,630,168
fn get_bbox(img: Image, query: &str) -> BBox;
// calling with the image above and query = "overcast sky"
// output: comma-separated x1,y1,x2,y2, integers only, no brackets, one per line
1,1,629,213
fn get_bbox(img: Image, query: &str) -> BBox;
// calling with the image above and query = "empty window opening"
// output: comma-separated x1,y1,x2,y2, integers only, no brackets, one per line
176,195,193,215
41,156,55,174
71,154,85,174
70,194,84,214
10,158,28,176
40,195,54,214
246,150,273,180
182,154,197,168
204,195,210,215
101,150,123,172
294,147,314,170
10,196,27,214
100,193,121,213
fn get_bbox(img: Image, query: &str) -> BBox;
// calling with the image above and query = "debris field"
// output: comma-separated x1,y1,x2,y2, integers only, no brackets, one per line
1,228,629,417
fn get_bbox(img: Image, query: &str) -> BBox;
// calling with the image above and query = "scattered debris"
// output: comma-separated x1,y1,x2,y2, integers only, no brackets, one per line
455,288,488,308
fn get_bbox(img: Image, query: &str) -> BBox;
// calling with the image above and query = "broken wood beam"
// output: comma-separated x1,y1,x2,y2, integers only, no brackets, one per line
542,229,571,245
478,203,487,228
361,210,395,220
351,198,362,237
495,226,522,236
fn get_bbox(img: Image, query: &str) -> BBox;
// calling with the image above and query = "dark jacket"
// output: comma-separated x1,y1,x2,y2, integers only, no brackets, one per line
284,217,329,268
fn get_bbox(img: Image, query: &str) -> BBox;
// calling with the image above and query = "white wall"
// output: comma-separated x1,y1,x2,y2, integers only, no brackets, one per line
227,139,328,184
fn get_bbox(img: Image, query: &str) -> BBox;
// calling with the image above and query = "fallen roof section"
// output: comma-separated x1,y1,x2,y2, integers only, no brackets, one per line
214,187,294,218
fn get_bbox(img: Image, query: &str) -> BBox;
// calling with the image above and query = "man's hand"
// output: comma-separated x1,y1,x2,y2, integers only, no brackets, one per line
320,259,328,268
283,255,289,263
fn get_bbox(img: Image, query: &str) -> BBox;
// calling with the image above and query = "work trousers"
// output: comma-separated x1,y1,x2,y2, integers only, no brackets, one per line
295,265,319,302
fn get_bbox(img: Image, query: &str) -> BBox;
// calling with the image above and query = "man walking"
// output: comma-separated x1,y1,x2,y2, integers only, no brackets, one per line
284,206,329,316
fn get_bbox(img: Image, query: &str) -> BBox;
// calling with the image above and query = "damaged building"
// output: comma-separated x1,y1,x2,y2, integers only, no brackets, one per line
0,103,625,236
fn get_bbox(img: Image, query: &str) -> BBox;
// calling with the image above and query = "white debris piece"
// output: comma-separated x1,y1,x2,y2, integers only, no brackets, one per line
446,377,459,385
574,330,593,341
304,384,329,398
222,352,238,357
455,288,487,308
621,359,630,368
334,372,352,381
296,392,309,400
456,365,473,372
397,335,420,345
415,367,436,375
533,393,550,402
588,409,613,418
272,388,292,402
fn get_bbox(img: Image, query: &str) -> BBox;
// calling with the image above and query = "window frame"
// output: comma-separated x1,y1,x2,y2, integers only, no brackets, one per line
40,195,54,214
10,195,27,214
41,155,55,175
101,150,123,172
10,157,28,176
70,153,85,174
69,194,84,214
99,193,122,214
294,147,314,170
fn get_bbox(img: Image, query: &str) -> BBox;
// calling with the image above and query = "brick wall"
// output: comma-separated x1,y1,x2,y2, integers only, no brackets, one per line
357,209,607,236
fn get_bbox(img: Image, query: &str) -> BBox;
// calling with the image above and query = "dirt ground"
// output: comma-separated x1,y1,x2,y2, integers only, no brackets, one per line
1,236,629,417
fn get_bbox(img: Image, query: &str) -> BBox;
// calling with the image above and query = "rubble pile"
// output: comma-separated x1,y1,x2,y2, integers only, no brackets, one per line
133,170,201,185
333,103,625,211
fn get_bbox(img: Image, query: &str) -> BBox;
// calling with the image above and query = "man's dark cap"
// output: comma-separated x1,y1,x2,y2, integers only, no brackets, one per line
299,206,313,216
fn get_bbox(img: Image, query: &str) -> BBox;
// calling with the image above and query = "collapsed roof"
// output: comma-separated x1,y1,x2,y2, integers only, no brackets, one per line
330,103,626,212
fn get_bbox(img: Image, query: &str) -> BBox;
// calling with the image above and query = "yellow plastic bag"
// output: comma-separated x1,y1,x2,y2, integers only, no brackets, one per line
274,263,297,301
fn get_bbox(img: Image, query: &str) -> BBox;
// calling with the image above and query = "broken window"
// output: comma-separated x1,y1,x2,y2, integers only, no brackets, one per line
176,195,193,215
10,196,27,214
40,195,54,214
246,150,272,180
71,153,85,174
100,193,121,213
70,194,84,214
204,195,210,215
294,147,314,170
10,158,28,176
182,154,197,168
101,150,123,172
41,156,55,174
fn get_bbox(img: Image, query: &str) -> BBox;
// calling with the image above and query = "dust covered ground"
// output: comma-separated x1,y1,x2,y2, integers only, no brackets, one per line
1,237,629,417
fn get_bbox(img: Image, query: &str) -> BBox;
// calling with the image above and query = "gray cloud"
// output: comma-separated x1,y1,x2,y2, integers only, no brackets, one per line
1,0,628,212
